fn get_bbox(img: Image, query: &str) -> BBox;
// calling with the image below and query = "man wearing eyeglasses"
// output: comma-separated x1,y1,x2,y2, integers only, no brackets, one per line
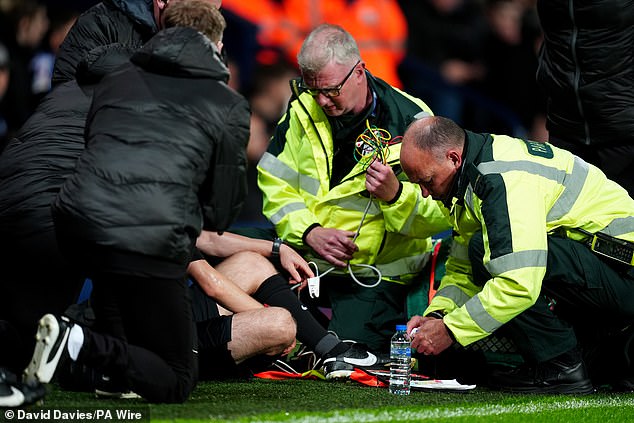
257,24,450,379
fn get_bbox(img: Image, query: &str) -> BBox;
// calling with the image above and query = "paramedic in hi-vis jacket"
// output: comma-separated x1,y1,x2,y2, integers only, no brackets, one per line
257,24,450,378
401,116,634,394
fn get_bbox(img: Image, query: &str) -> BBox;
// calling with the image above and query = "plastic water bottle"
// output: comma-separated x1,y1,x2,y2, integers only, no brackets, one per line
389,324,411,395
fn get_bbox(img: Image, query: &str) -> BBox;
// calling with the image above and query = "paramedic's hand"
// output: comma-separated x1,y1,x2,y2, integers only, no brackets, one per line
305,226,358,268
365,159,400,202
279,244,314,287
408,315,454,356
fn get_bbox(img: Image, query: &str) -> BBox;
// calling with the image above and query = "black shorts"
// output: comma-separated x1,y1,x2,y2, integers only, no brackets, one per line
189,282,238,379
189,269,277,379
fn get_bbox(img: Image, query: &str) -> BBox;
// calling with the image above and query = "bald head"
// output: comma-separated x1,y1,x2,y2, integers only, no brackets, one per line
403,116,465,160
400,116,464,203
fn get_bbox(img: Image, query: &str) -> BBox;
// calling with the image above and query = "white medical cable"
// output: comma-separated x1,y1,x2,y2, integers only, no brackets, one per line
308,195,382,289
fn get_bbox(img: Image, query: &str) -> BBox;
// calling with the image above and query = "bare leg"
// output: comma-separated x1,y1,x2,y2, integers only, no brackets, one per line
188,259,262,313
227,307,296,363
215,251,277,294
217,253,342,358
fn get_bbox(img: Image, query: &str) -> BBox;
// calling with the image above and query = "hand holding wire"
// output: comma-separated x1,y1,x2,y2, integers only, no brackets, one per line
302,121,401,290
305,226,358,268
365,159,400,202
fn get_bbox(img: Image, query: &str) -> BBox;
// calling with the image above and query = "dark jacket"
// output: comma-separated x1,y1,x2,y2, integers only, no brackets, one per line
53,0,156,86
536,0,634,146
0,44,134,242
53,27,250,276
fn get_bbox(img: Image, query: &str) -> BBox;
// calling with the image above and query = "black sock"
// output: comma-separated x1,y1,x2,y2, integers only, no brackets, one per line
253,274,343,357
319,337,350,358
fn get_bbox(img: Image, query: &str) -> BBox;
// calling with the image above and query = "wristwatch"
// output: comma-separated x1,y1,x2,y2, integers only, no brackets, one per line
271,237,283,258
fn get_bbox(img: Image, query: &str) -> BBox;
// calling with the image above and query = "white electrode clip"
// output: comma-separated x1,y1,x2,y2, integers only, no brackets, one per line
307,262,336,298
307,276,320,298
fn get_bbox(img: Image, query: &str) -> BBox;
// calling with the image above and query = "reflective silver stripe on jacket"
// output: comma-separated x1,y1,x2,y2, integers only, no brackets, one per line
466,295,503,333
259,152,320,196
434,285,471,307
485,249,548,276
602,216,634,237
476,157,590,221
270,202,307,225
546,157,589,221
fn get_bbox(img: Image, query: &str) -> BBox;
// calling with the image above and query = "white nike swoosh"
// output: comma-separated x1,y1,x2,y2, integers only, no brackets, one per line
0,386,25,407
342,354,378,367
300,305,308,311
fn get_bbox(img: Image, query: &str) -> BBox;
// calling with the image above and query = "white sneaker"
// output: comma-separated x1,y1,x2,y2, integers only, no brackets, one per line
322,344,385,380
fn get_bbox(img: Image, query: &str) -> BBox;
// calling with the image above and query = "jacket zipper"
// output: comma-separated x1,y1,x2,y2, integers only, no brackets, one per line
568,0,591,145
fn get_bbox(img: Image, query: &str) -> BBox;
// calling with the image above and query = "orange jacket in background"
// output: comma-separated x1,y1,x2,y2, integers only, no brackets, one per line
223,0,407,88
278,0,406,87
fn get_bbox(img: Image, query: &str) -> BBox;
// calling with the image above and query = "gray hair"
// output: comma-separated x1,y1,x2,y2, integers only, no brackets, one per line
405,116,465,160
297,24,361,74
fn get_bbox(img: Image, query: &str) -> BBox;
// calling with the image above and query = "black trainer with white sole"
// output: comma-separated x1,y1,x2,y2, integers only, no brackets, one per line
23,314,72,387
322,344,388,380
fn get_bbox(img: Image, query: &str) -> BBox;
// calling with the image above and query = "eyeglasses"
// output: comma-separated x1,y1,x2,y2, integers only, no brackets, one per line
299,60,360,98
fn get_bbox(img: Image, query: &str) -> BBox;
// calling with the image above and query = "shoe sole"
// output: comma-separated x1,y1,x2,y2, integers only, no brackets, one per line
325,369,354,380
23,314,70,386
95,389,141,399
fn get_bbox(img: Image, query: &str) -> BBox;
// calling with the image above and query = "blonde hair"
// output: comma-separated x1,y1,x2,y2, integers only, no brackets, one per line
163,0,226,43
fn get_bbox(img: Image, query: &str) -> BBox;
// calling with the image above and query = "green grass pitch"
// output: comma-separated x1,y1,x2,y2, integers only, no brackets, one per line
17,379,634,423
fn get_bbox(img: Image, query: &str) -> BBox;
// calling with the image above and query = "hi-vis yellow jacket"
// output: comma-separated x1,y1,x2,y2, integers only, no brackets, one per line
257,73,450,283
429,130,634,345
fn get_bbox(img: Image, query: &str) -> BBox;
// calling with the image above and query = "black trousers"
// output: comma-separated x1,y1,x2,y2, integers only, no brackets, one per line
0,226,85,374
469,231,634,363
85,272,198,403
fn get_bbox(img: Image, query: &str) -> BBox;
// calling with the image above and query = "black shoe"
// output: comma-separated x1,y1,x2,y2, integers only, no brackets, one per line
322,344,388,380
583,323,634,391
607,324,634,392
490,355,594,394
23,314,72,387
0,368,46,408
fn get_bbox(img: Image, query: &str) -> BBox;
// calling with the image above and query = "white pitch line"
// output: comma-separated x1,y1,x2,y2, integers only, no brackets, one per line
241,397,634,423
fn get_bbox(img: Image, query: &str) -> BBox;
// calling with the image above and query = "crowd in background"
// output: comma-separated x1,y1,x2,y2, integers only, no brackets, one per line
0,0,547,226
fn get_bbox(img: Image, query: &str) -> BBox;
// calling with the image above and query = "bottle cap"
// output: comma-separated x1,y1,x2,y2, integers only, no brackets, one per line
395,324,407,331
